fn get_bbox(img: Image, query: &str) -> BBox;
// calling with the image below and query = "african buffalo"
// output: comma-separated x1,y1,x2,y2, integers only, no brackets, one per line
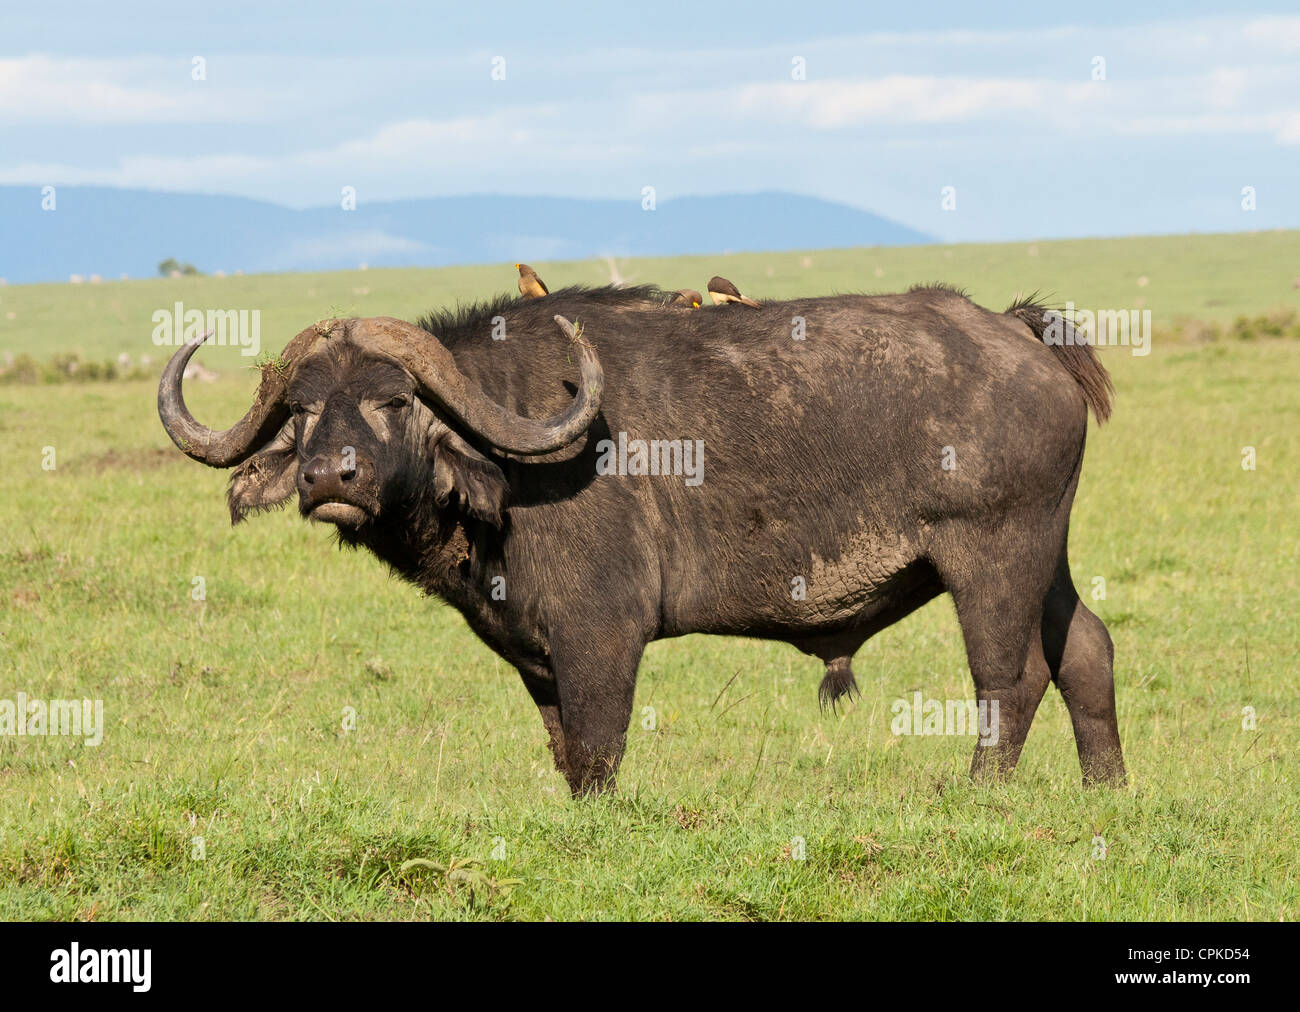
158,284,1126,794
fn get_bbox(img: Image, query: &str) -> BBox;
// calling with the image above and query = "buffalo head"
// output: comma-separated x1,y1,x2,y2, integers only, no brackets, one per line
158,315,602,529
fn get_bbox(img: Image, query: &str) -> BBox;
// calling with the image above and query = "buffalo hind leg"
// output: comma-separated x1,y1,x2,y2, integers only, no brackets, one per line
1043,555,1126,786
933,526,1060,781
550,632,645,796
990,632,1055,775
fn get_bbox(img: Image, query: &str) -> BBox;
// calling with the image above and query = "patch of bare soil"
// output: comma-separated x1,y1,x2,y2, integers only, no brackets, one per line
83,447,179,472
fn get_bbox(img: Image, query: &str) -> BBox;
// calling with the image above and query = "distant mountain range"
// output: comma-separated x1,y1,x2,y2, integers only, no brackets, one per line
0,187,932,284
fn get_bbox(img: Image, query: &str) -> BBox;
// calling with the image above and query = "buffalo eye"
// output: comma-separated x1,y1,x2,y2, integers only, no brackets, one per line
289,401,305,416
385,395,409,410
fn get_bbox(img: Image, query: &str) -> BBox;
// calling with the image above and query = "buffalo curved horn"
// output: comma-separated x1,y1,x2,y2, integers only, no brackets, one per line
157,323,329,467
159,314,603,466
352,315,604,456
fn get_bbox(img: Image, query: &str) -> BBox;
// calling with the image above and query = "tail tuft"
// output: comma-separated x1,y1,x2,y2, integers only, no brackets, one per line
818,658,860,713
1006,295,1114,423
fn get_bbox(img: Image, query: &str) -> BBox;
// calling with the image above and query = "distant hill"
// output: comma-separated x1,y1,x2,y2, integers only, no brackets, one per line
0,187,932,284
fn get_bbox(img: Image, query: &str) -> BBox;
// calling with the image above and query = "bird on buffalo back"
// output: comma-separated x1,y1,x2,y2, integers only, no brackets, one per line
515,263,549,299
707,275,760,308
668,289,703,309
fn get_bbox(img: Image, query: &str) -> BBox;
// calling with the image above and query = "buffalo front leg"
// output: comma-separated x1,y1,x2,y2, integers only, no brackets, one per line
550,632,646,796
517,664,567,777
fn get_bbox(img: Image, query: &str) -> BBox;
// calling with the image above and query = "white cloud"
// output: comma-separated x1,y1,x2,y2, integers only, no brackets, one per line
0,55,231,123
0,152,274,187
332,116,531,158
731,76,1047,128
1277,113,1300,146
272,231,435,268
1241,15,1300,52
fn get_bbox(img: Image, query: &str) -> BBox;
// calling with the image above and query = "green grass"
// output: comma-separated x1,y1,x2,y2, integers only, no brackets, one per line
0,235,1297,920
2,230,1297,365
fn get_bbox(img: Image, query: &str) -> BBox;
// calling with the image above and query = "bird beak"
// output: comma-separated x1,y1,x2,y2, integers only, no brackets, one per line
513,263,521,270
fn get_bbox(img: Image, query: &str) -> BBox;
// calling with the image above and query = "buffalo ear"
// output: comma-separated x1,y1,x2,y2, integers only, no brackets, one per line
227,420,298,524
430,427,509,527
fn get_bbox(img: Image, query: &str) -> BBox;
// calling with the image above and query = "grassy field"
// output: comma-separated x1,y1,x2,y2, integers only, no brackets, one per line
3,230,1298,364
0,234,1297,920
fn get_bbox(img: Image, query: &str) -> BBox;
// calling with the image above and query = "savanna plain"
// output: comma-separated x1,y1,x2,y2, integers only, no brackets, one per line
1,231,1297,920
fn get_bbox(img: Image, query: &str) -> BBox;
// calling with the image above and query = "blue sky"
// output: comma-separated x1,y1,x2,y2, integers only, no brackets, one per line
3,1,1299,241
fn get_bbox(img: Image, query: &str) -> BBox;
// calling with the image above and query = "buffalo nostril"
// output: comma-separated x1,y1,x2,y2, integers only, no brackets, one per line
303,457,334,487
340,466,357,482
